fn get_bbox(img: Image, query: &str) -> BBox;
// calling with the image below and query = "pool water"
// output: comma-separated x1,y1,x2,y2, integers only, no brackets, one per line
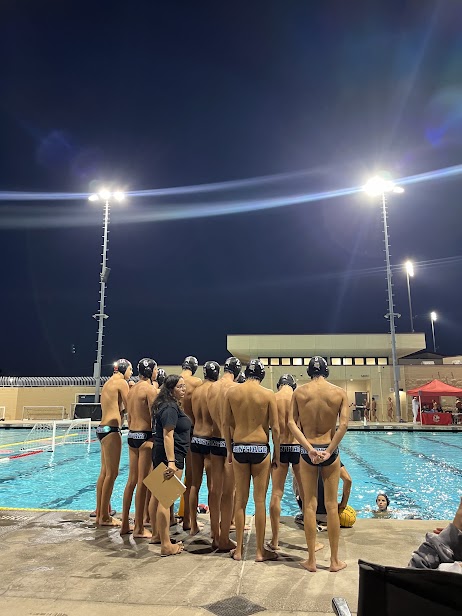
0,429,461,520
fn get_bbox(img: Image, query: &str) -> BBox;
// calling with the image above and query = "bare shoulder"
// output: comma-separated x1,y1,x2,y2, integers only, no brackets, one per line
117,379,129,391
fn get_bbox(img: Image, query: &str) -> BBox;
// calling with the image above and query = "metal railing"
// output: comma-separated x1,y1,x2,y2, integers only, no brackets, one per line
22,406,67,420
1,376,110,388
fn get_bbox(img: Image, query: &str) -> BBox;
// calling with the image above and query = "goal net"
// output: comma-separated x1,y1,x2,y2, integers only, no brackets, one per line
20,419,92,452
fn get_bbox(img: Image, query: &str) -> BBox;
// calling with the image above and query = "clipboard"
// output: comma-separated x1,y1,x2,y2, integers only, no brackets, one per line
143,462,186,509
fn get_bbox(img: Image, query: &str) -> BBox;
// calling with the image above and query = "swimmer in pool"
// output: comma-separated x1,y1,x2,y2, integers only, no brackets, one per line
189,361,220,536
288,356,349,572
95,359,132,527
120,358,158,537
375,493,390,514
223,359,280,562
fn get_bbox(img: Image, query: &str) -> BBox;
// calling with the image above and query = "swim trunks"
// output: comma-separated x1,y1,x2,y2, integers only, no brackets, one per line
301,444,339,467
280,443,301,465
96,425,121,441
127,430,153,449
190,435,211,455
210,437,228,457
232,443,270,464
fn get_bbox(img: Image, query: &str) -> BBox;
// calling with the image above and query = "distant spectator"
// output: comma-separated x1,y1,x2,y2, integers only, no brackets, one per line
412,396,419,423
371,397,378,422
387,397,394,422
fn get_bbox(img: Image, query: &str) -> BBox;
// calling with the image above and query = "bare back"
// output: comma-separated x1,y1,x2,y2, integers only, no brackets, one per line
293,377,347,444
127,380,158,431
100,375,129,427
181,370,202,421
207,375,236,437
191,380,214,437
275,386,295,443
226,380,276,443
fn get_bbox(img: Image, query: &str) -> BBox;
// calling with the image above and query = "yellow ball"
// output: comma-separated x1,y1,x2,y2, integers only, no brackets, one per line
339,505,356,528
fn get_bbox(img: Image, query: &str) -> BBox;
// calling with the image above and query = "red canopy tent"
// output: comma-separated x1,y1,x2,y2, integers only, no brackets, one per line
407,379,462,425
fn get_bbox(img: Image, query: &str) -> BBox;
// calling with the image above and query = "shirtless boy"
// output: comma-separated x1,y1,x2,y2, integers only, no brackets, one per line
189,361,220,535
288,356,349,572
269,374,303,550
223,359,280,562
207,356,241,549
95,359,132,526
120,358,158,537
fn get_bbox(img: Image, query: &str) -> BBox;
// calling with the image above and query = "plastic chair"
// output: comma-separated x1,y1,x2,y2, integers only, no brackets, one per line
332,559,462,616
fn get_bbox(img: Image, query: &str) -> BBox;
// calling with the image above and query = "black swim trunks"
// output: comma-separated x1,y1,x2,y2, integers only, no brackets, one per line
301,444,339,467
232,443,270,465
210,437,228,457
96,425,121,441
190,435,211,455
127,431,153,449
280,443,301,465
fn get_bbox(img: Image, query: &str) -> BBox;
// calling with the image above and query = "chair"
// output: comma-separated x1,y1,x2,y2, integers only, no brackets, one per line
332,559,462,616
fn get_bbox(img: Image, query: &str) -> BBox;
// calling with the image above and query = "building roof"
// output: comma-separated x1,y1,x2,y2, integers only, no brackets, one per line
227,333,426,362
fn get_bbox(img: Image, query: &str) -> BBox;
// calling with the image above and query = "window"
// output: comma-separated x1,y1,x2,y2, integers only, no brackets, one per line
354,358,364,366
293,358,302,366
270,358,280,366
281,358,291,366
366,358,376,366
342,357,353,366
303,358,311,365
377,357,388,366
259,358,268,366
331,358,341,366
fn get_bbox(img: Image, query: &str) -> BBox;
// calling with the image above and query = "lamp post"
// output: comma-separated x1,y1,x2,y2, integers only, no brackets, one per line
405,261,414,333
364,175,404,421
430,311,437,353
88,189,125,402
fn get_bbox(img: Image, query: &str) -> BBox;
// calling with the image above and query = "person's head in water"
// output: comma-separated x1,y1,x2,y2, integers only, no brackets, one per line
245,359,265,382
277,374,297,390
307,356,329,379
137,358,157,382
182,356,199,375
376,493,390,511
113,359,133,380
154,374,186,410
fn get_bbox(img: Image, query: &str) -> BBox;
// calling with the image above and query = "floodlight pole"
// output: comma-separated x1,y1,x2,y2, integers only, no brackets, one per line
406,268,414,333
381,192,401,421
93,198,110,403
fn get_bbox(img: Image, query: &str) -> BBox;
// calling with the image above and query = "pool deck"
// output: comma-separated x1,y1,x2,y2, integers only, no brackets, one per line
0,509,447,616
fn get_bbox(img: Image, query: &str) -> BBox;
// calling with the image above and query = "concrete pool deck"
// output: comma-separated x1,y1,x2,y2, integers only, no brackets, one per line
0,509,448,616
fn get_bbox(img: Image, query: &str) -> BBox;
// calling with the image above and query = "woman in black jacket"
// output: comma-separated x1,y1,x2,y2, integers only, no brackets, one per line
149,374,191,556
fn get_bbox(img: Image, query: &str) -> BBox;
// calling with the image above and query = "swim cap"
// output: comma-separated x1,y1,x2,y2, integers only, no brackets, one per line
156,368,167,387
203,361,220,381
307,356,329,379
224,356,242,378
182,356,199,375
113,359,131,377
277,374,297,390
245,359,265,382
236,372,246,383
137,358,157,380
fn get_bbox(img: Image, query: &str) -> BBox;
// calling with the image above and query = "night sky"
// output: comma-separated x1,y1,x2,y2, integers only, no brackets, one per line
2,1,462,377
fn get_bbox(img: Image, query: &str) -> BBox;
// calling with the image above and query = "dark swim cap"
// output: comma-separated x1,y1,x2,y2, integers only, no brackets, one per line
236,372,246,383
307,356,329,379
113,359,131,377
277,374,297,390
156,368,167,386
182,356,199,375
224,356,242,378
245,359,265,381
203,361,220,381
138,358,157,380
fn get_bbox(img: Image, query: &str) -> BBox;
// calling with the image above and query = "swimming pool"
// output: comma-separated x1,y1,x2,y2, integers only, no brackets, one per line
0,429,461,519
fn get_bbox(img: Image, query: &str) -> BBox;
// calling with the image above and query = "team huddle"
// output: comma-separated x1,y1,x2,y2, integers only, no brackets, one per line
94,354,350,571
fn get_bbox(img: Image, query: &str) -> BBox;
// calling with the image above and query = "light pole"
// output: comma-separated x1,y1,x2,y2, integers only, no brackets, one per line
405,260,414,332
88,189,125,402
364,175,404,421
430,311,437,353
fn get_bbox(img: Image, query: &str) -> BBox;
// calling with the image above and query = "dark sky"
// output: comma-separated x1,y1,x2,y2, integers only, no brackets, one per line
1,1,462,376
